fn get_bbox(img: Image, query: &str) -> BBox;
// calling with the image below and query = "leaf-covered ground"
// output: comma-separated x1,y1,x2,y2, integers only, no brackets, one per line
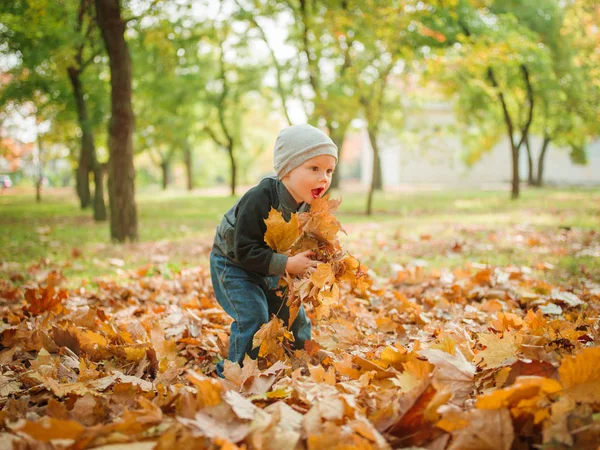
1,194,600,449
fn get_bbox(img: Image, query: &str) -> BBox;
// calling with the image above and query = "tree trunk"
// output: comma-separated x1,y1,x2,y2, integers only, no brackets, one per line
524,135,534,186
68,66,98,210
510,142,520,199
372,143,383,191
35,136,43,203
366,126,380,216
76,159,91,208
161,160,169,190
329,124,348,190
93,163,107,221
487,68,520,199
96,0,138,242
184,142,194,191
535,135,551,187
228,144,236,196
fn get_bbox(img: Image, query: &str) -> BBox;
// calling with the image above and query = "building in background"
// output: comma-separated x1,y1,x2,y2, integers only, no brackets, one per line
349,101,600,189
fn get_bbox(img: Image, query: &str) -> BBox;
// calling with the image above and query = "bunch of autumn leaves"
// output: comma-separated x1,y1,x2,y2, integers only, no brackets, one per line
256,196,370,359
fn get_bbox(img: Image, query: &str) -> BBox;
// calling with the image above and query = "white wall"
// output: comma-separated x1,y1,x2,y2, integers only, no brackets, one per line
359,102,600,187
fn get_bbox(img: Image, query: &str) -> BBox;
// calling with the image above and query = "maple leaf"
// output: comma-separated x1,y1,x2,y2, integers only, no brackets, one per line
490,312,524,332
252,316,294,362
223,356,288,395
420,348,476,405
298,195,344,242
24,271,67,316
264,208,300,253
558,347,600,403
378,345,410,371
310,263,335,288
475,332,521,369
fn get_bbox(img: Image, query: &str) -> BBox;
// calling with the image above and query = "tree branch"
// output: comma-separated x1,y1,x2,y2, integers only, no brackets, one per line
234,0,292,125
487,67,515,148
216,38,234,150
515,64,534,151
122,0,163,24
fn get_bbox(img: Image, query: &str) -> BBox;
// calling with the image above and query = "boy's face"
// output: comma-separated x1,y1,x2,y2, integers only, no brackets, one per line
282,155,336,205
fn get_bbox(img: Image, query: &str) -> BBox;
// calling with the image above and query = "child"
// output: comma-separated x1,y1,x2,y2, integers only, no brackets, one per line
210,124,338,377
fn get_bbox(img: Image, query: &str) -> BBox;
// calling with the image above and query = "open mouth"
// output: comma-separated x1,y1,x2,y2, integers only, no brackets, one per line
311,187,325,199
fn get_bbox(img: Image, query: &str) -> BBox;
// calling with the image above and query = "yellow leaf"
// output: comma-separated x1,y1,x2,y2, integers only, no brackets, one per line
318,283,339,306
185,371,222,407
436,407,470,432
310,263,335,288
379,345,409,370
476,332,520,369
424,386,453,422
123,346,148,362
559,347,600,403
264,208,300,253
477,376,562,413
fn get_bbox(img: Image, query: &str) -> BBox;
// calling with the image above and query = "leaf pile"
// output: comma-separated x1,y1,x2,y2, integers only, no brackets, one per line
264,196,371,325
1,205,599,448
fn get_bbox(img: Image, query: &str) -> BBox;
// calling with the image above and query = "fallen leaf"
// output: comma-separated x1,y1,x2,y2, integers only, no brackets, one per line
558,347,600,403
448,408,514,450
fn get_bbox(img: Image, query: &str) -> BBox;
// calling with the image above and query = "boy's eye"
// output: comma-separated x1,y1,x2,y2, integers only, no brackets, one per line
310,166,319,171
327,169,333,175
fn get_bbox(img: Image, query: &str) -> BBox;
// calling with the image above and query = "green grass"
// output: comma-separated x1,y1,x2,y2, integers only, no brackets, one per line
1,185,599,287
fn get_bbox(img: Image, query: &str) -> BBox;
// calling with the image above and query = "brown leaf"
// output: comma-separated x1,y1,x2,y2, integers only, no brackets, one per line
250,401,303,450
178,411,250,443
420,348,475,405
252,316,294,361
447,408,514,450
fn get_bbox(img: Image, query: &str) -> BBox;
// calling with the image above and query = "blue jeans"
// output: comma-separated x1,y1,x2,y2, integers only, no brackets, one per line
210,252,312,377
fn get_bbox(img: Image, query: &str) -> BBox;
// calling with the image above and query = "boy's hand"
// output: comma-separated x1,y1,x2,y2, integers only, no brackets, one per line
285,250,318,276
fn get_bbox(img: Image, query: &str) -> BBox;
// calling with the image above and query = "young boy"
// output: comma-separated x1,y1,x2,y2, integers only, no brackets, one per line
210,124,338,377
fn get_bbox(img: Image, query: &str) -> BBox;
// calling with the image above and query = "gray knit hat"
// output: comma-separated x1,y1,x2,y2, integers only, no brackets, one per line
274,124,338,178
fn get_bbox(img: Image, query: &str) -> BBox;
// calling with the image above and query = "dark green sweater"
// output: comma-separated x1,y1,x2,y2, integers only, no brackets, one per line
212,176,309,276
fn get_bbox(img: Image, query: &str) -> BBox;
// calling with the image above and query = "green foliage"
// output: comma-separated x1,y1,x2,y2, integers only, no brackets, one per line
0,0,109,165
428,0,598,167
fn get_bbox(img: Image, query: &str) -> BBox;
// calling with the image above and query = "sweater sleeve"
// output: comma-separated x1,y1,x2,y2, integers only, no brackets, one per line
233,184,288,276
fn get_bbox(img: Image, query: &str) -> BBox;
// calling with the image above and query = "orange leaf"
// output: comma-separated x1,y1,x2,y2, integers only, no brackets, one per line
559,347,600,403
17,417,84,442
